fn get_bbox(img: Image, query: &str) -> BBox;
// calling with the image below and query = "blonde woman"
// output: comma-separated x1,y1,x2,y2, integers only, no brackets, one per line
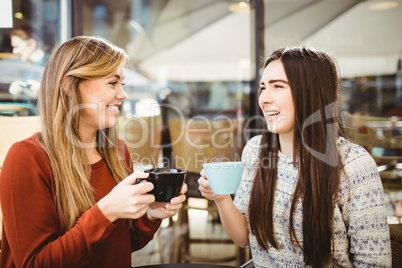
0,36,187,267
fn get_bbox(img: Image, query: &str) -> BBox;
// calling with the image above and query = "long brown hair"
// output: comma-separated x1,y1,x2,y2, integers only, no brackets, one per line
37,36,130,230
249,47,344,267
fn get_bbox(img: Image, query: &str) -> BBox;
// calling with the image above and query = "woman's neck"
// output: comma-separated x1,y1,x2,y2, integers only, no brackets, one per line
85,147,102,164
279,133,293,156
79,129,102,164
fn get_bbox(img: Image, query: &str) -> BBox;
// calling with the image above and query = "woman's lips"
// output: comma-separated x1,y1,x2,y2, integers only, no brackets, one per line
106,104,120,112
266,111,280,117
264,110,280,121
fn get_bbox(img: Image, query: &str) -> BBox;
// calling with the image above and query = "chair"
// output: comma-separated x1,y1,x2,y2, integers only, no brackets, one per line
390,226,402,267
343,112,402,190
0,116,41,169
240,258,254,268
343,112,402,150
118,115,163,170
169,117,245,173
168,117,246,265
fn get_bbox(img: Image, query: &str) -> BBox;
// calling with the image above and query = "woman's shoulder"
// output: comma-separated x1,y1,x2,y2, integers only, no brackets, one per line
247,135,263,146
338,137,380,186
2,133,49,172
1,133,52,184
243,135,262,153
241,135,262,166
6,133,44,158
338,136,374,165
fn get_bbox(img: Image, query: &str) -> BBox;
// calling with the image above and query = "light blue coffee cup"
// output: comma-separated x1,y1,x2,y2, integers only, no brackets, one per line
202,161,245,195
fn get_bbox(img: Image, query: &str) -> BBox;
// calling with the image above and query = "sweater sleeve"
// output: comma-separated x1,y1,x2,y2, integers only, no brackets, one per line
338,142,392,267
118,139,161,252
0,139,117,267
130,215,161,252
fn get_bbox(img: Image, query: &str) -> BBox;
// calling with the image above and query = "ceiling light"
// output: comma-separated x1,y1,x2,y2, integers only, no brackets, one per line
229,1,250,13
369,1,399,11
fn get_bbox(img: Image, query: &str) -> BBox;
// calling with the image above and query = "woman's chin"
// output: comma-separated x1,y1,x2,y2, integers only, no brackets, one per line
102,116,119,129
267,123,278,134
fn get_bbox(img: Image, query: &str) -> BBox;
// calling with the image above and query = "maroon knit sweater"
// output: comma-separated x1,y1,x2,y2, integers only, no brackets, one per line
0,133,160,267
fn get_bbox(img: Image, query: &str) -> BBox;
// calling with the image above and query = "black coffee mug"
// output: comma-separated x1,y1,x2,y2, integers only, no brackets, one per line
136,168,187,202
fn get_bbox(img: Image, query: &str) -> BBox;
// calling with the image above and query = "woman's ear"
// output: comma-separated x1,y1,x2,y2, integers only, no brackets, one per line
61,76,70,96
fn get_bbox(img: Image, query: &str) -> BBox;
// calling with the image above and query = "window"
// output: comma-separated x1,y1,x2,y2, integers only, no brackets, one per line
0,0,59,115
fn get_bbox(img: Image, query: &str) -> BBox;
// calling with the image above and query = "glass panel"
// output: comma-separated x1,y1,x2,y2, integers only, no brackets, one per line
74,0,252,167
0,0,59,116
263,0,401,116
76,0,251,116
263,0,402,224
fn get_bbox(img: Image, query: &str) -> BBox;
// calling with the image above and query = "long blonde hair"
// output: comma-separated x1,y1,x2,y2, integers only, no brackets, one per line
38,36,130,230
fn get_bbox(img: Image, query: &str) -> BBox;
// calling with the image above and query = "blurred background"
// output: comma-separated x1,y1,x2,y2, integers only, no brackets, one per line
2,0,401,120
1,0,402,266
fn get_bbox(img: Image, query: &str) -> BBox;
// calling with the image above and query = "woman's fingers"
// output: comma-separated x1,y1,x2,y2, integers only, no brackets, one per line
197,176,212,191
200,169,206,178
197,175,221,200
122,193,155,219
133,181,154,195
98,172,158,221
121,171,149,185
130,192,155,205
180,183,188,194
127,205,150,219
170,192,186,205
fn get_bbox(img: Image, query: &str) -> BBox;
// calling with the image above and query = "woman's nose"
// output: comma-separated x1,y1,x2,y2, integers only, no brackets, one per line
116,85,127,101
259,89,272,104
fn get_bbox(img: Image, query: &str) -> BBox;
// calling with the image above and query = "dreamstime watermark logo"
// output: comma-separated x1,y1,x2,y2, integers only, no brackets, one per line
301,102,339,167
64,101,340,167
130,152,245,171
64,101,253,149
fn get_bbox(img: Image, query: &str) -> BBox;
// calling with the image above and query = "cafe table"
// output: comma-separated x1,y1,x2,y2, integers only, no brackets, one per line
135,264,237,268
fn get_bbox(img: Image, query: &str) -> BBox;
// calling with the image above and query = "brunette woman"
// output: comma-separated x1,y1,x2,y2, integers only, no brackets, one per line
198,47,391,267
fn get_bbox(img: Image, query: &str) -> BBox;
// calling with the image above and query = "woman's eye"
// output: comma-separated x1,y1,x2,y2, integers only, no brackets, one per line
274,84,283,89
121,82,125,86
109,81,117,86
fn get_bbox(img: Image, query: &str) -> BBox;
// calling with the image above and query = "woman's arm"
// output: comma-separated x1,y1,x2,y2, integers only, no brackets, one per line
0,141,113,267
198,172,249,247
0,139,156,267
340,143,392,267
196,136,262,248
129,183,188,251
130,213,162,252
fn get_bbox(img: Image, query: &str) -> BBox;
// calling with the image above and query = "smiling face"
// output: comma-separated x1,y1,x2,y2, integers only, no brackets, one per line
78,62,127,140
259,59,295,140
